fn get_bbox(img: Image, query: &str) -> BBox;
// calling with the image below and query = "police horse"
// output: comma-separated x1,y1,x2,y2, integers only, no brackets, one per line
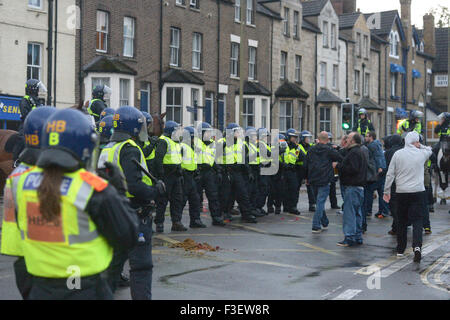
435,136,450,206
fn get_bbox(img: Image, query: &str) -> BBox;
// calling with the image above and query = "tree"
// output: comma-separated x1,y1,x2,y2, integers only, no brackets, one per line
429,5,450,28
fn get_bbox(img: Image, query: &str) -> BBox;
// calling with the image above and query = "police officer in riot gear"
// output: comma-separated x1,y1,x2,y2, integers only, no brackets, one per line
153,120,187,232
397,110,424,136
99,107,115,121
2,108,139,300
244,127,264,217
88,85,112,123
267,134,287,214
219,123,258,223
255,128,272,215
283,128,301,215
1,107,57,300
99,106,165,300
195,122,225,226
97,115,114,149
353,108,374,137
180,126,206,228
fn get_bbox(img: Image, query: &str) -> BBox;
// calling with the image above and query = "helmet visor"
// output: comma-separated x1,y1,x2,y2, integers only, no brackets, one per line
86,132,100,173
103,85,112,99
37,81,47,93
138,116,149,143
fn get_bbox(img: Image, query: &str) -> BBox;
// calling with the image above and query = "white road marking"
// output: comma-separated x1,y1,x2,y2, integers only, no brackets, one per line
321,285,343,299
332,289,362,300
421,253,450,293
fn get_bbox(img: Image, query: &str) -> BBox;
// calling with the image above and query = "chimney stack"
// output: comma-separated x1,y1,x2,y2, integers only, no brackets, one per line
400,0,412,47
423,13,436,56
331,0,356,15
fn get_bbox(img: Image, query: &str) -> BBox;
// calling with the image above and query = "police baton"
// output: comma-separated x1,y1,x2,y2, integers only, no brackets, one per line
132,159,157,181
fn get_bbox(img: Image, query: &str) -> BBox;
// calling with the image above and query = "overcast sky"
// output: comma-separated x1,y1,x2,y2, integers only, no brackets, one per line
356,0,448,28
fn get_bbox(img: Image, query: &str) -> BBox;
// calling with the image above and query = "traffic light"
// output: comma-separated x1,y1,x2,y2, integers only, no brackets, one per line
341,103,354,132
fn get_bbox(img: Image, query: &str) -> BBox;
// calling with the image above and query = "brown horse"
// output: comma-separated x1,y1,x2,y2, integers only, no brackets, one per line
150,112,166,137
0,130,18,193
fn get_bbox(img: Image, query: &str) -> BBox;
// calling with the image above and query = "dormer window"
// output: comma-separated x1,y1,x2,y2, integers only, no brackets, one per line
389,31,399,58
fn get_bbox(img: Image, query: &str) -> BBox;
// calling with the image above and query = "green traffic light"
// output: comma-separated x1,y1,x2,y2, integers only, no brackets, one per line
342,123,350,130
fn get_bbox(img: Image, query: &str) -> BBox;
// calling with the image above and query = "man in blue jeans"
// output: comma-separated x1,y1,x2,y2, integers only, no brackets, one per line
336,132,368,246
304,132,342,233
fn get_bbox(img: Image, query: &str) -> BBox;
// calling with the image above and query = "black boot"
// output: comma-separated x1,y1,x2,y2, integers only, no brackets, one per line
190,219,207,228
253,209,266,217
118,273,130,287
267,207,275,214
171,222,188,232
212,217,226,226
275,207,281,215
156,223,164,233
289,209,301,215
242,214,257,223
309,205,316,212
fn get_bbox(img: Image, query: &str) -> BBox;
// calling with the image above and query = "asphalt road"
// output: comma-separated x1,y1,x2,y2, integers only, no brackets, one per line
0,190,449,300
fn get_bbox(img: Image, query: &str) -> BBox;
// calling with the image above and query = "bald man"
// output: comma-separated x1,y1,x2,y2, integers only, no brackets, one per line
304,132,342,233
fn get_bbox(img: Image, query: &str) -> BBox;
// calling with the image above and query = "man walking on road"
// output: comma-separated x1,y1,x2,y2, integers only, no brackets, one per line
336,132,368,247
305,132,342,233
383,132,432,263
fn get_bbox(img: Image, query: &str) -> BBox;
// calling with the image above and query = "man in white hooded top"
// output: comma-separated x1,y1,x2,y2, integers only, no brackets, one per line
383,131,432,263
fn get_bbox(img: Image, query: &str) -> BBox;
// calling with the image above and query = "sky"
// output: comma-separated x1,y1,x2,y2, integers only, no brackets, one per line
357,0,448,28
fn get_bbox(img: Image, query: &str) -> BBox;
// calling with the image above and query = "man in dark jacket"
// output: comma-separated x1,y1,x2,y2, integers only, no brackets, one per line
336,132,368,247
305,132,342,233
364,131,388,220
382,135,403,235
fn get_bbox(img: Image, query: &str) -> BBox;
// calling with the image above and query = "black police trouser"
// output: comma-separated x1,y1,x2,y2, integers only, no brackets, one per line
220,167,233,215
196,168,221,218
229,169,254,217
396,192,425,252
13,257,33,300
155,172,183,224
107,214,153,300
249,165,260,209
268,167,284,209
329,178,338,208
28,272,113,300
129,216,153,300
182,172,201,222
283,168,299,210
256,174,270,210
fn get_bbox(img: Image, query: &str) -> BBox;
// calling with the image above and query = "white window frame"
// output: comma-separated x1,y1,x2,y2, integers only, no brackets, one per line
166,87,183,124
246,0,254,25
283,7,290,36
170,27,181,67
389,31,399,58
123,17,135,58
176,0,186,6
387,111,393,134
234,0,241,22
298,101,304,131
280,51,287,80
248,46,257,80
96,10,109,53
354,70,360,94
261,99,268,128
363,34,369,58
279,101,293,132
320,62,327,88
390,73,397,97
319,107,331,133
230,42,239,77
332,64,338,90
27,42,42,81
190,0,199,9
192,32,202,70
28,0,42,10
119,78,130,106
356,32,361,57
435,75,448,87
293,11,299,38
295,55,301,83
242,98,255,128
364,73,370,97
331,24,336,49
322,21,328,47
190,88,200,125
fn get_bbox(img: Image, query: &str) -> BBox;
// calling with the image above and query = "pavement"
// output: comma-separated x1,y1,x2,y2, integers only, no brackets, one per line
0,190,449,300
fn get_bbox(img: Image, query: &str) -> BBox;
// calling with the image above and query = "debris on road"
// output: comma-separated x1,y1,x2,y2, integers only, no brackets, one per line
170,238,219,252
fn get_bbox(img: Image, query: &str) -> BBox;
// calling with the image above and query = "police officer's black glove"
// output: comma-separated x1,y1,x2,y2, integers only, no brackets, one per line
155,180,166,196
97,162,128,196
